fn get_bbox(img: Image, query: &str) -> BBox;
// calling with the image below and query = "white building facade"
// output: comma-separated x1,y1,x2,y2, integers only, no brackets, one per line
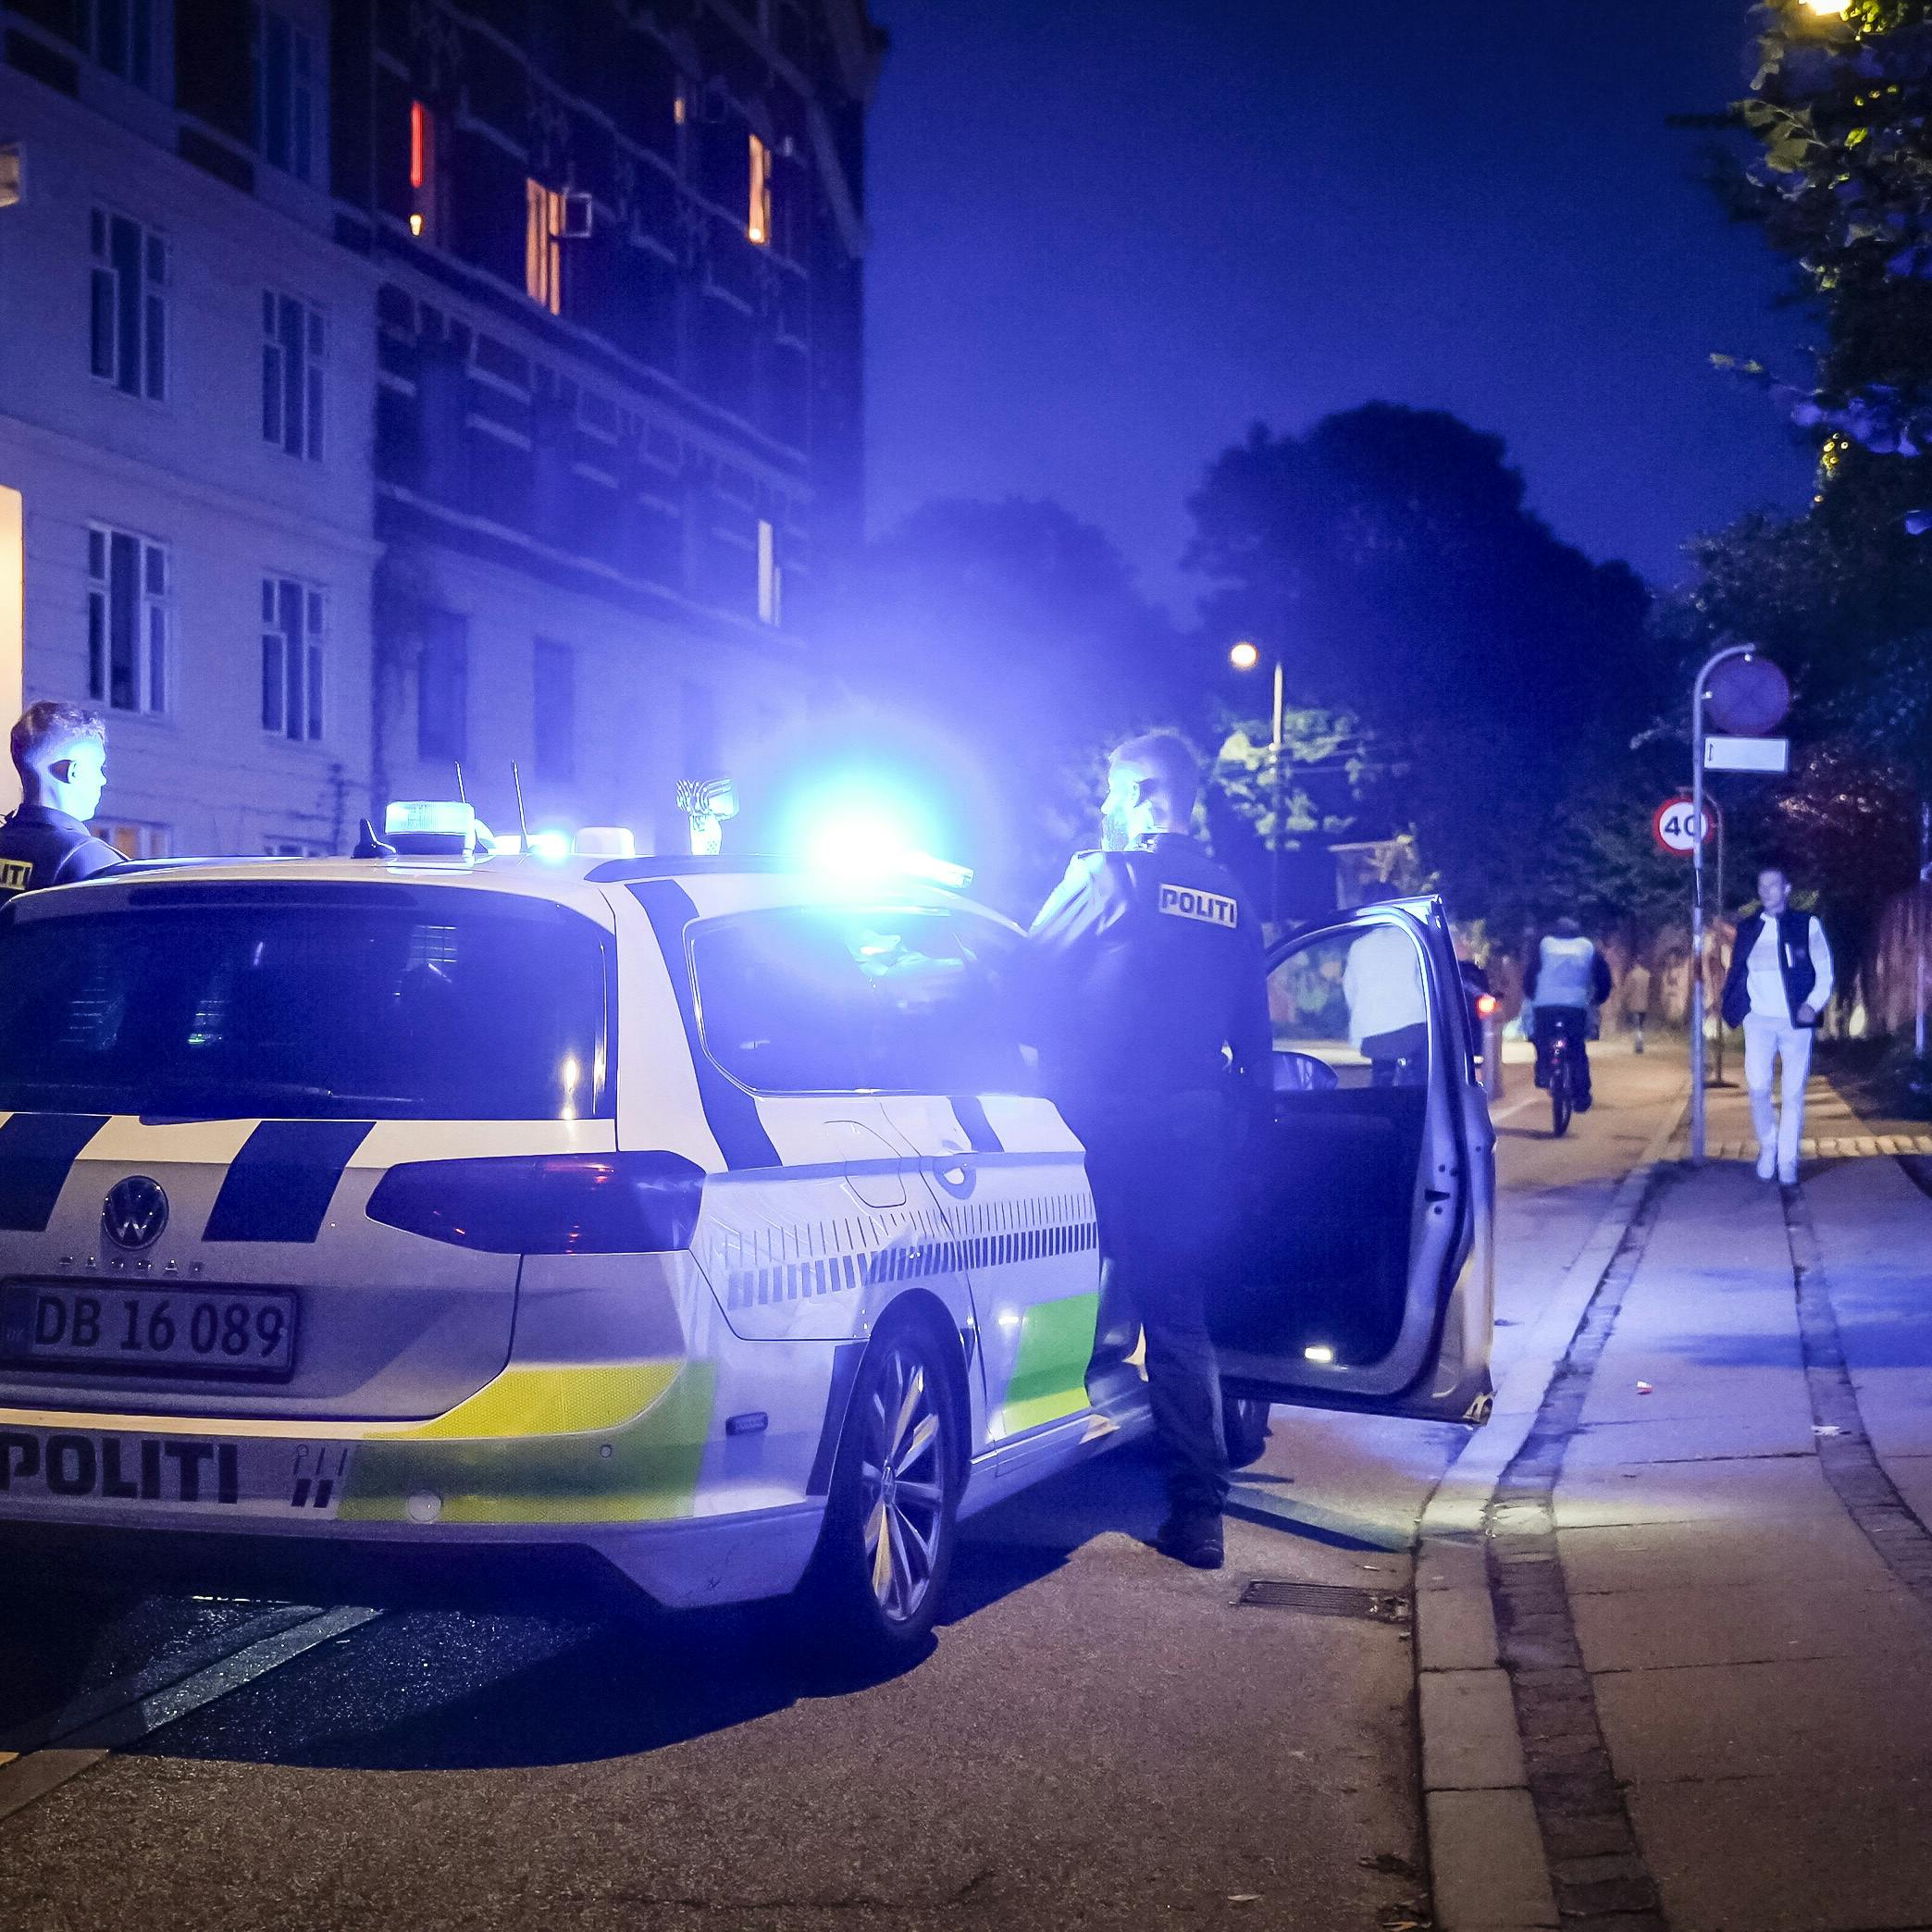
0,0,378,856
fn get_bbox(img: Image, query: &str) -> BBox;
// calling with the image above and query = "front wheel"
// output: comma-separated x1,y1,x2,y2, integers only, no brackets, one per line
798,1323,960,1665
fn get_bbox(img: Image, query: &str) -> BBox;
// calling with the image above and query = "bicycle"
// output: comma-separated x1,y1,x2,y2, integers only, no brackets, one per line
1547,1025,1576,1137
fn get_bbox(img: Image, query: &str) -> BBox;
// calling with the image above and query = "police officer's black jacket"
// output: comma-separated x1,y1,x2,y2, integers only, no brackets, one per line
0,804,122,902
1027,831,1272,1115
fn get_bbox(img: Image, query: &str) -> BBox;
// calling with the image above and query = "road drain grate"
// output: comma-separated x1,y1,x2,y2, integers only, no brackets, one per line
1237,1579,1410,1623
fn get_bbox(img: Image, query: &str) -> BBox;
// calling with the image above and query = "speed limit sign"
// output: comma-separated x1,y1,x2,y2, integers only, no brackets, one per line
1653,797,1715,854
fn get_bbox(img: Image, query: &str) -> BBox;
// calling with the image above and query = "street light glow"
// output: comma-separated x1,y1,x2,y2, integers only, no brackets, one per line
1230,640,1260,671
1802,0,1850,14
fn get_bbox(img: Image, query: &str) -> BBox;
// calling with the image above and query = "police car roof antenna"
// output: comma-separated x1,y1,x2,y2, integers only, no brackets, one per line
452,762,467,804
510,761,531,847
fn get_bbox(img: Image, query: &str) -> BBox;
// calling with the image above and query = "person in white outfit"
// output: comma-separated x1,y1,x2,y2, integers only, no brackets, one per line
1719,866,1834,1184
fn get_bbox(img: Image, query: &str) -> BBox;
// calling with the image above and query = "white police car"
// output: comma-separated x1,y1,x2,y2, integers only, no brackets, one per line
0,804,1492,1654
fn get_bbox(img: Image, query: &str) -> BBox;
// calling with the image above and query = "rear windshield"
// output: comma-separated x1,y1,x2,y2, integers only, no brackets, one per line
0,891,610,1120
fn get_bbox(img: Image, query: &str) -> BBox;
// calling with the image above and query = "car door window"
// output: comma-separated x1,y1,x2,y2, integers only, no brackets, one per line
689,907,1033,1096
1269,921,1432,1091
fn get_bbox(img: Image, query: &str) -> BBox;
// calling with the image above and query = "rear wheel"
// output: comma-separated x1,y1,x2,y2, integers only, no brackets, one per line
1550,1048,1573,1138
1223,1395,1272,1469
799,1322,959,1665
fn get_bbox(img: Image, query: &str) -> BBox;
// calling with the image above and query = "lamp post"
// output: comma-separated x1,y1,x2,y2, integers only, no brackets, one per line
1232,640,1286,931
1690,642,1759,1165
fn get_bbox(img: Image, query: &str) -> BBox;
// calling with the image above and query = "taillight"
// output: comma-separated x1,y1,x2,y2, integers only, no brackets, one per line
1476,993,1499,1018
365,1152,705,1254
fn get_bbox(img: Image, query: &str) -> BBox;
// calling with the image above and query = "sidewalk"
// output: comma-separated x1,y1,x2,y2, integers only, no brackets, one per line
1422,1066,1932,1932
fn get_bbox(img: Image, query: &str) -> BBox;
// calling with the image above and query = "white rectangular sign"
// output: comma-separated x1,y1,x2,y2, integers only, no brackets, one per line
1703,735,1789,774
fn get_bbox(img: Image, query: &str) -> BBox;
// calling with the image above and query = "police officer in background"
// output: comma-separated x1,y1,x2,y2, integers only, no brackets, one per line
0,703,119,901
1028,731,1272,1570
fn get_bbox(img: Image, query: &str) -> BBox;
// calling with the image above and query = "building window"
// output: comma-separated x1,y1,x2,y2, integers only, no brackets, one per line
756,519,782,625
533,638,575,779
87,525,169,715
256,6,316,182
408,100,444,239
748,134,772,245
100,821,169,860
261,292,324,461
261,576,324,741
89,209,166,402
89,0,154,90
417,611,468,763
525,179,564,314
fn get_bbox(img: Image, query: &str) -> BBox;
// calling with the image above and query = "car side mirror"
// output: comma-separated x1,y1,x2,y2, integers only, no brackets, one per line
1272,1049,1339,1094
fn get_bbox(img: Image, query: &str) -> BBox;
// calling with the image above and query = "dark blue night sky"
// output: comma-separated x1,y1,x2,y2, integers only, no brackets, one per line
865,0,1816,614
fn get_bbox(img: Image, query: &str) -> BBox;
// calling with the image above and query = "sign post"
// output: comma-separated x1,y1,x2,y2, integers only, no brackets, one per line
1689,646,1789,1165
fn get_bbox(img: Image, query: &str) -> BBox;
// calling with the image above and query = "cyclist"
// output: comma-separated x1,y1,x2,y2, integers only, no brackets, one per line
1522,916,1613,1112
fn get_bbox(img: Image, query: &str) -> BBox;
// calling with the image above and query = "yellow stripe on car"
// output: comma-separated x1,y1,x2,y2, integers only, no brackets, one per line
995,1292,1100,1437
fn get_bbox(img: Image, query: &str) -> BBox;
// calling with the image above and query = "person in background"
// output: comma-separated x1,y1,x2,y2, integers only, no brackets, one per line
0,703,118,902
1522,917,1614,1110
1344,912,1430,1085
1623,959,1653,1056
1721,865,1834,1185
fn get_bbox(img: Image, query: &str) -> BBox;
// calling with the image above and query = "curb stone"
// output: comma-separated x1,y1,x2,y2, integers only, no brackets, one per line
1415,1087,1687,1932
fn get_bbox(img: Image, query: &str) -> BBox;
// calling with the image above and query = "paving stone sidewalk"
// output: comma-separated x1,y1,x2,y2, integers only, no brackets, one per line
1423,1069,1932,1932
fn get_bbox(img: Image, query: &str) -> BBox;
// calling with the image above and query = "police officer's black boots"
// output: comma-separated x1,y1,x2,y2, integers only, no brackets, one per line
1155,1511,1225,1570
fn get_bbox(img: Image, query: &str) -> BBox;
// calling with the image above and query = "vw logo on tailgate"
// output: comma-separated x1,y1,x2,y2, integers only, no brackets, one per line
103,1176,169,1250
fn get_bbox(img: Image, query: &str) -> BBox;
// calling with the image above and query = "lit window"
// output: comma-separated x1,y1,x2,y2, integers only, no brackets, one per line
100,822,171,861
748,134,772,245
255,6,316,182
525,179,564,314
409,101,442,241
261,291,325,460
261,576,325,742
89,0,155,90
87,524,169,715
89,208,167,402
757,519,782,626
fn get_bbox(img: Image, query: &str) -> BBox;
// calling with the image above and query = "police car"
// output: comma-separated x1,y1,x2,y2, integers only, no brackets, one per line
0,803,1492,1655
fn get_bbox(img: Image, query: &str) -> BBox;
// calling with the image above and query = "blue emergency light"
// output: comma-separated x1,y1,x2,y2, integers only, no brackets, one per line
384,799,477,856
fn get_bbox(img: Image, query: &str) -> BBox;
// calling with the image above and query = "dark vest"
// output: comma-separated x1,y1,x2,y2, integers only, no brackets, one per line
1721,910,1818,1029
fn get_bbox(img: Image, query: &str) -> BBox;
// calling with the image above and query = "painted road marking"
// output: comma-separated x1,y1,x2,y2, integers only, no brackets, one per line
0,1604,378,1823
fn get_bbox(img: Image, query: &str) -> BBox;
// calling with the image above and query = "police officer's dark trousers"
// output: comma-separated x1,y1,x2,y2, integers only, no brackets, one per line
1067,1088,1233,1520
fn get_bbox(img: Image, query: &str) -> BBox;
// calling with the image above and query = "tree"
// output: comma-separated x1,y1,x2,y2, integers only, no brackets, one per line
833,497,1193,911
1183,405,1657,934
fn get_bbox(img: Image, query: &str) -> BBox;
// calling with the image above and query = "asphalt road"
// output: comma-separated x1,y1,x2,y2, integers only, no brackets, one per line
0,1044,1688,1932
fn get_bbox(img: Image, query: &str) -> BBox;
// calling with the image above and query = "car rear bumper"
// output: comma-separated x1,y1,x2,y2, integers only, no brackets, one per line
0,1497,827,1612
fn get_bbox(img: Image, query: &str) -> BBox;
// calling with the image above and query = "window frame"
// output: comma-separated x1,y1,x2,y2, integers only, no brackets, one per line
261,290,326,461
260,573,326,744
88,0,155,90
254,4,317,182
89,206,167,402
87,521,170,717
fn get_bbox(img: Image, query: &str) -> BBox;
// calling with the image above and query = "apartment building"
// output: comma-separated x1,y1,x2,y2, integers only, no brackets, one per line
0,0,882,854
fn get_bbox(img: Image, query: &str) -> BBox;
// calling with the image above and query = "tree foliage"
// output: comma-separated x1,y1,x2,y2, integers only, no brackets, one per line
1183,405,1657,934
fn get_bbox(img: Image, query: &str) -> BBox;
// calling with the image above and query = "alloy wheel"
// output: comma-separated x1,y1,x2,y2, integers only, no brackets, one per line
857,1343,947,1627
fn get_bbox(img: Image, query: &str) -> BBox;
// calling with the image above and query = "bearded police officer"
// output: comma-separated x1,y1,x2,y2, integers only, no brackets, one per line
1028,731,1271,1570
0,704,119,902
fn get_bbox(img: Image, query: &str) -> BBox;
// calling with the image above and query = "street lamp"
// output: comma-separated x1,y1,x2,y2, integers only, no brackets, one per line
1231,639,1286,930
1801,0,1850,16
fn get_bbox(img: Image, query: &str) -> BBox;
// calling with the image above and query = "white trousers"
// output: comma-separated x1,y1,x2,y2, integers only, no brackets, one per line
1744,1012,1814,1170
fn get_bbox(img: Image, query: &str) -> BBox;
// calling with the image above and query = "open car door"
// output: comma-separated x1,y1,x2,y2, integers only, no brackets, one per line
1210,896,1495,1426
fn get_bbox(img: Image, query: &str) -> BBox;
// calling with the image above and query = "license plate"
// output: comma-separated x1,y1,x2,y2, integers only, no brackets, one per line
0,1282,297,1380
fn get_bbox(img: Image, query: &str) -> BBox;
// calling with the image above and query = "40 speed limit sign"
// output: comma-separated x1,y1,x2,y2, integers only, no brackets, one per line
1653,797,1715,854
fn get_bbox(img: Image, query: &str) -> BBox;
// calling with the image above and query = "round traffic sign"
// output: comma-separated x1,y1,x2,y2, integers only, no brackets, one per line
1706,655,1790,737
1653,798,1715,854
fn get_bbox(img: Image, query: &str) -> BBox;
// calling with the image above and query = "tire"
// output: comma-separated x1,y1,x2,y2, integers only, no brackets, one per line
1550,1056,1573,1138
1223,1395,1272,1470
798,1320,960,1666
